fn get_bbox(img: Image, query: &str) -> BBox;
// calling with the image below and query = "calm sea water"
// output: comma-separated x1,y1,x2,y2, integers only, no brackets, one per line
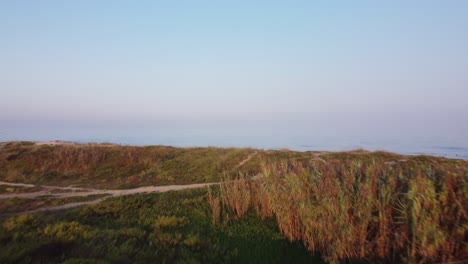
1,127,467,160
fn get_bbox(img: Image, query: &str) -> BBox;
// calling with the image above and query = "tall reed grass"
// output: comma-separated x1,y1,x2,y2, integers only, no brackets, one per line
213,152,467,263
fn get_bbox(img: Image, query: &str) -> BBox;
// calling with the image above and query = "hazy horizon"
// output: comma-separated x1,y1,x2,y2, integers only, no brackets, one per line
1,1,468,157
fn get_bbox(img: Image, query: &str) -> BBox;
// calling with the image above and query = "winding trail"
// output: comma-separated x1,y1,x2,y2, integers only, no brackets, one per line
0,181,220,216
234,151,258,169
0,181,218,200
0,151,260,216
15,197,111,215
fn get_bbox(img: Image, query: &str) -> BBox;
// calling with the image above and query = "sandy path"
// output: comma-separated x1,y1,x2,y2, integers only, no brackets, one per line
0,150,257,200
234,151,258,169
0,181,219,200
0,181,103,199
14,197,110,215
0,151,257,215
0,181,37,188
0,181,220,216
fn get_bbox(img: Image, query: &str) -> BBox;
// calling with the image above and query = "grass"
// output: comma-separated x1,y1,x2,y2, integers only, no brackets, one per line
0,142,260,188
216,152,468,263
0,189,321,263
1,141,466,263
0,194,110,215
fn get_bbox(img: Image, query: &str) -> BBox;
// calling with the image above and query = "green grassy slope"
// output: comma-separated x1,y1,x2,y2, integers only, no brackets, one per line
0,142,261,188
0,142,466,263
0,189,321,263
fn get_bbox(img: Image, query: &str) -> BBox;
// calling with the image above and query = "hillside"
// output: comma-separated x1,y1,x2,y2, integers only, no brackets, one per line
0,141,467,263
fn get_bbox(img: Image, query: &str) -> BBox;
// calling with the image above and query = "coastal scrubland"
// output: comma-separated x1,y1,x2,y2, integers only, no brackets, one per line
1,188,319,263
0,141,260,188
216,151,468,263
0,142,466,263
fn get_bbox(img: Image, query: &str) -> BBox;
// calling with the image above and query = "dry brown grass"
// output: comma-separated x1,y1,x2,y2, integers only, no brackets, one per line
213,151,468,263
0,142,260,188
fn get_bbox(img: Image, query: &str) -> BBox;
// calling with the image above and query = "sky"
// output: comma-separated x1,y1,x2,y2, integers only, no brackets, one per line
1,1,468,151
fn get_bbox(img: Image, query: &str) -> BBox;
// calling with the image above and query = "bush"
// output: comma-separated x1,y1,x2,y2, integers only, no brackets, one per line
43,221,91,241
154,216,187,230
2,215,37,232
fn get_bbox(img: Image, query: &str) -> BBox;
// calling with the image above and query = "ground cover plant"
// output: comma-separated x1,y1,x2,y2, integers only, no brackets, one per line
0,189,319,263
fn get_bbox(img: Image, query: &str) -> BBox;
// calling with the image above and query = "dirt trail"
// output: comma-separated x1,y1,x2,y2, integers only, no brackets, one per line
0,181,37,188
0,181,220,216
234,151,258,169
15,197,110,215
0,181,104,199
0,151,258,215
0,182,219,200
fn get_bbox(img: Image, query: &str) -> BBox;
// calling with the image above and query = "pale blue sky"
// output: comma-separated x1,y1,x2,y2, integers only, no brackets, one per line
1,1,468,150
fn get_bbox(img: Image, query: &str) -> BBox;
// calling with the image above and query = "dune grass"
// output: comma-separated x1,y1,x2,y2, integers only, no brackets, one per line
215,152,468,263
1,142,466,263
0,142,260,188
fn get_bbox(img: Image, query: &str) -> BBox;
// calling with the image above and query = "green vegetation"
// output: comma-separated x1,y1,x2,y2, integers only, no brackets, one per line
0,142,466,263
0,189,319,263
0,142,260,188
0,194,109,215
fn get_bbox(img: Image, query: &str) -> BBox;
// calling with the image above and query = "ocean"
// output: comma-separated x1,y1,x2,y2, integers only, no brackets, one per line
1,126,467,160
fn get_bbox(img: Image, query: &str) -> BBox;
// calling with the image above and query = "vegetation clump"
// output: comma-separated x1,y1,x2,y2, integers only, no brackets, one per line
216,152,468,263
